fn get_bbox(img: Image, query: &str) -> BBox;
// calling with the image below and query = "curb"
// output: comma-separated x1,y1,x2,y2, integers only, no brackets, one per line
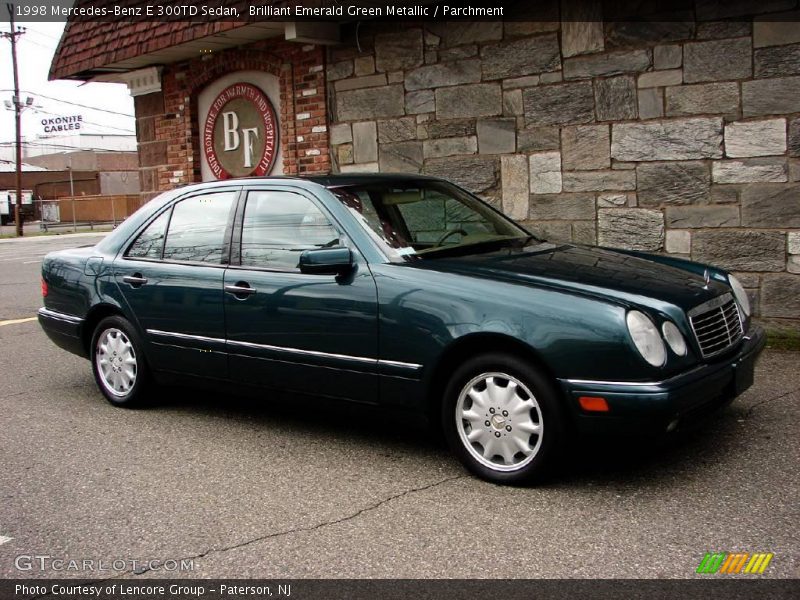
0,232,108,244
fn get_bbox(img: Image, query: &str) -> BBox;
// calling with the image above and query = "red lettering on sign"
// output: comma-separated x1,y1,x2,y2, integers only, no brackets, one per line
203,83,279,179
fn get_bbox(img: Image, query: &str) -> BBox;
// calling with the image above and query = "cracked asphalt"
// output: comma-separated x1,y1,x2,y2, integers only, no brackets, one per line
0,234,798,579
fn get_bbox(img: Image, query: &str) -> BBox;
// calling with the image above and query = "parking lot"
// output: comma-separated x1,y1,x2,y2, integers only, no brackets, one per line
0,233,797,579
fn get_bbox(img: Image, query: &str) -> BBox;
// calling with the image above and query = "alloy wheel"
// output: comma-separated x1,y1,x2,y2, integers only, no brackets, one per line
95,327,138,398
455,372,543,472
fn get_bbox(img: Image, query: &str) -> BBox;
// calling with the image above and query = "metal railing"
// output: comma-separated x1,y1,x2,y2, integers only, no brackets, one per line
37,195,143,233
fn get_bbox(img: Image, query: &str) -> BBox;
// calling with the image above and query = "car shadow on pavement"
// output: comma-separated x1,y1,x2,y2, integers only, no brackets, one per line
553,406,753,486
150,383,444,451
142,382,756,487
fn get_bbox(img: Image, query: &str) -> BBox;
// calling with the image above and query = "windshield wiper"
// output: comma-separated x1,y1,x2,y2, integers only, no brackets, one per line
421,236,532,258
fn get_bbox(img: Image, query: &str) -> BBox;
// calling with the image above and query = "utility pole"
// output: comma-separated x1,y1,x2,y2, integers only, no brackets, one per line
2,3,24,236
67,159,75,232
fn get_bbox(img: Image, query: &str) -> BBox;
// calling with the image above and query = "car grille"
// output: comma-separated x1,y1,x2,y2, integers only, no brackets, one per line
688,293,744,359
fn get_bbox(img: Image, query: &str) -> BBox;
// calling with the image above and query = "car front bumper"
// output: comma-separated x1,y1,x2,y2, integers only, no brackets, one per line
559,323,766,435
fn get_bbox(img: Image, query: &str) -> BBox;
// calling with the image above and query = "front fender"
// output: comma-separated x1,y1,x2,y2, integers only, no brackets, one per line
372,264,667,383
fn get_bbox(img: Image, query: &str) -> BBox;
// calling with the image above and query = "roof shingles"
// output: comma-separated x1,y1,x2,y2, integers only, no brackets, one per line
51,21,248,79
49,0,281,80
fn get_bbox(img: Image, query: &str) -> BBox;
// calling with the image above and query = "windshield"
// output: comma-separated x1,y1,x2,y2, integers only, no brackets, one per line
331,181,533,260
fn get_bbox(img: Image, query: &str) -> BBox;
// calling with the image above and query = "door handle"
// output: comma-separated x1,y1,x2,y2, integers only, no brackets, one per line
225,283,257,297
123,274,148,287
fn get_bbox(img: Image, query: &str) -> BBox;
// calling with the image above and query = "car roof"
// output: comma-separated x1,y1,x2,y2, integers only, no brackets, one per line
298,173,441,188
158,173,442,199
169,173,442,195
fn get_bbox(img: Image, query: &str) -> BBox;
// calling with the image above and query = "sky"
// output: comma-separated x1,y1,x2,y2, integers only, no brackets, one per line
0,21,135,149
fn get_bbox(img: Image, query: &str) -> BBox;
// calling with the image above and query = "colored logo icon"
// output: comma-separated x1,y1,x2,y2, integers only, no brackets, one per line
696,552,774,574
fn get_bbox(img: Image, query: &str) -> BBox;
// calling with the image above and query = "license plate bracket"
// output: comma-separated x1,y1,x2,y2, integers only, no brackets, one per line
734,354,755,396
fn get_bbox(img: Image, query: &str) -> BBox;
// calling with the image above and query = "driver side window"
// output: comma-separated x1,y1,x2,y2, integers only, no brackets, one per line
240,191,340,270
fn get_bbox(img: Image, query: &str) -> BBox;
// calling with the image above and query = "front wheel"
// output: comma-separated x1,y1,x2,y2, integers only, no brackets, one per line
442,353,564,485
90,315,151,407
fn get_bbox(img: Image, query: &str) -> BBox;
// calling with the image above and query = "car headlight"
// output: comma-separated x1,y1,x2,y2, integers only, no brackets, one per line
626,310,667,367
662,321,687,356
728,274,751,317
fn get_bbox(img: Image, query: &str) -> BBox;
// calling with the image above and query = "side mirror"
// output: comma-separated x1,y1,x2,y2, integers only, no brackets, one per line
299,247,353,276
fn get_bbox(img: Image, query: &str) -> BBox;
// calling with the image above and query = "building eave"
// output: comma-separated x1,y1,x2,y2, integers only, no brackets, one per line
48,20,344,82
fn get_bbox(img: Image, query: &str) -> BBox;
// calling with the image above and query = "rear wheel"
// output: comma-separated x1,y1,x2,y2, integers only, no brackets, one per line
442,353,564,485
90,315,151,407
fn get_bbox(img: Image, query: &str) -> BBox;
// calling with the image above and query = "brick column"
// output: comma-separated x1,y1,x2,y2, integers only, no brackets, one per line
134,92,168,202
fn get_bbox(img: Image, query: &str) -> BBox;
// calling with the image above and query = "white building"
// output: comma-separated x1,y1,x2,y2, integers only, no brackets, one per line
23,133,137,157
0,133,137,163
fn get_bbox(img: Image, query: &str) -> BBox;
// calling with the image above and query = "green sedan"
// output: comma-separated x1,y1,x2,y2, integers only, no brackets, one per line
38,175,765,484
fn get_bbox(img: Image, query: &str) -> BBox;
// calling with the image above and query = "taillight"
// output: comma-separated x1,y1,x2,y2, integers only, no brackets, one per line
41,277,48,297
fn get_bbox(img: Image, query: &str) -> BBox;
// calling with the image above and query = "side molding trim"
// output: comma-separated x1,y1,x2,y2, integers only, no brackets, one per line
38,307,84,325
146,328,422,371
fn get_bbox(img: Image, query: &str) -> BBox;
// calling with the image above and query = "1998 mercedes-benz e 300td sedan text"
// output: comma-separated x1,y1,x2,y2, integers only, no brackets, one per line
39,175,764,484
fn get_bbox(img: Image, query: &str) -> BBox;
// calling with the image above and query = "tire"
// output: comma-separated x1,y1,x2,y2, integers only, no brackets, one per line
90,315,152,407
442,353,564,485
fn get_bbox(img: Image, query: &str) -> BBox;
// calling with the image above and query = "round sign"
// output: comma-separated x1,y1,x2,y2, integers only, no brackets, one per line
202,83,278,179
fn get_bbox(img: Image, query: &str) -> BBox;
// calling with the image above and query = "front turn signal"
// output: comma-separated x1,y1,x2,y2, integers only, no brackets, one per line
578,396,609,412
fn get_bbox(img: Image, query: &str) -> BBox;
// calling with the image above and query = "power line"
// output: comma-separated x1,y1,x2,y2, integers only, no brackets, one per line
0,24,61,46
31,107,135,133
0,140,138,153
0,25,59,49
23,27,62,42
0,89,135,118
32,92,135,118
17,35,51,51
3,142,133,152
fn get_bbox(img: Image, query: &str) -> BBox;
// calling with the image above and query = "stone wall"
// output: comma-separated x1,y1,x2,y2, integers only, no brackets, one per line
327,15,800,330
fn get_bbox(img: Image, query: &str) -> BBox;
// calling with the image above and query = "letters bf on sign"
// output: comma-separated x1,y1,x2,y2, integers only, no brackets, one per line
203,83,279,179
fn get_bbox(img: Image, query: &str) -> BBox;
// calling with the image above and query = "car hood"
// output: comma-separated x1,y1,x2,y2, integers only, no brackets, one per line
414,242,728,313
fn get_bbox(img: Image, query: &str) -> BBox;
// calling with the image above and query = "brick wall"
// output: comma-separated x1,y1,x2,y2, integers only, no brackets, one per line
327,16,800,330
134,40,331,202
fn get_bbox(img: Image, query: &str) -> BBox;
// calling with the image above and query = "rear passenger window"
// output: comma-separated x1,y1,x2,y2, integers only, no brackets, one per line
127,210,169,259
162,192,236,264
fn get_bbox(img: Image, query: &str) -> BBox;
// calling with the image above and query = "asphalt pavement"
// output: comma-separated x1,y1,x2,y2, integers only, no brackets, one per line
0,233,107,322
0,233,797,579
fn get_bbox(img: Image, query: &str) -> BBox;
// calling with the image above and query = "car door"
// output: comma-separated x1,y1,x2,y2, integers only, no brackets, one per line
113,188,239,378
223,186,379,403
